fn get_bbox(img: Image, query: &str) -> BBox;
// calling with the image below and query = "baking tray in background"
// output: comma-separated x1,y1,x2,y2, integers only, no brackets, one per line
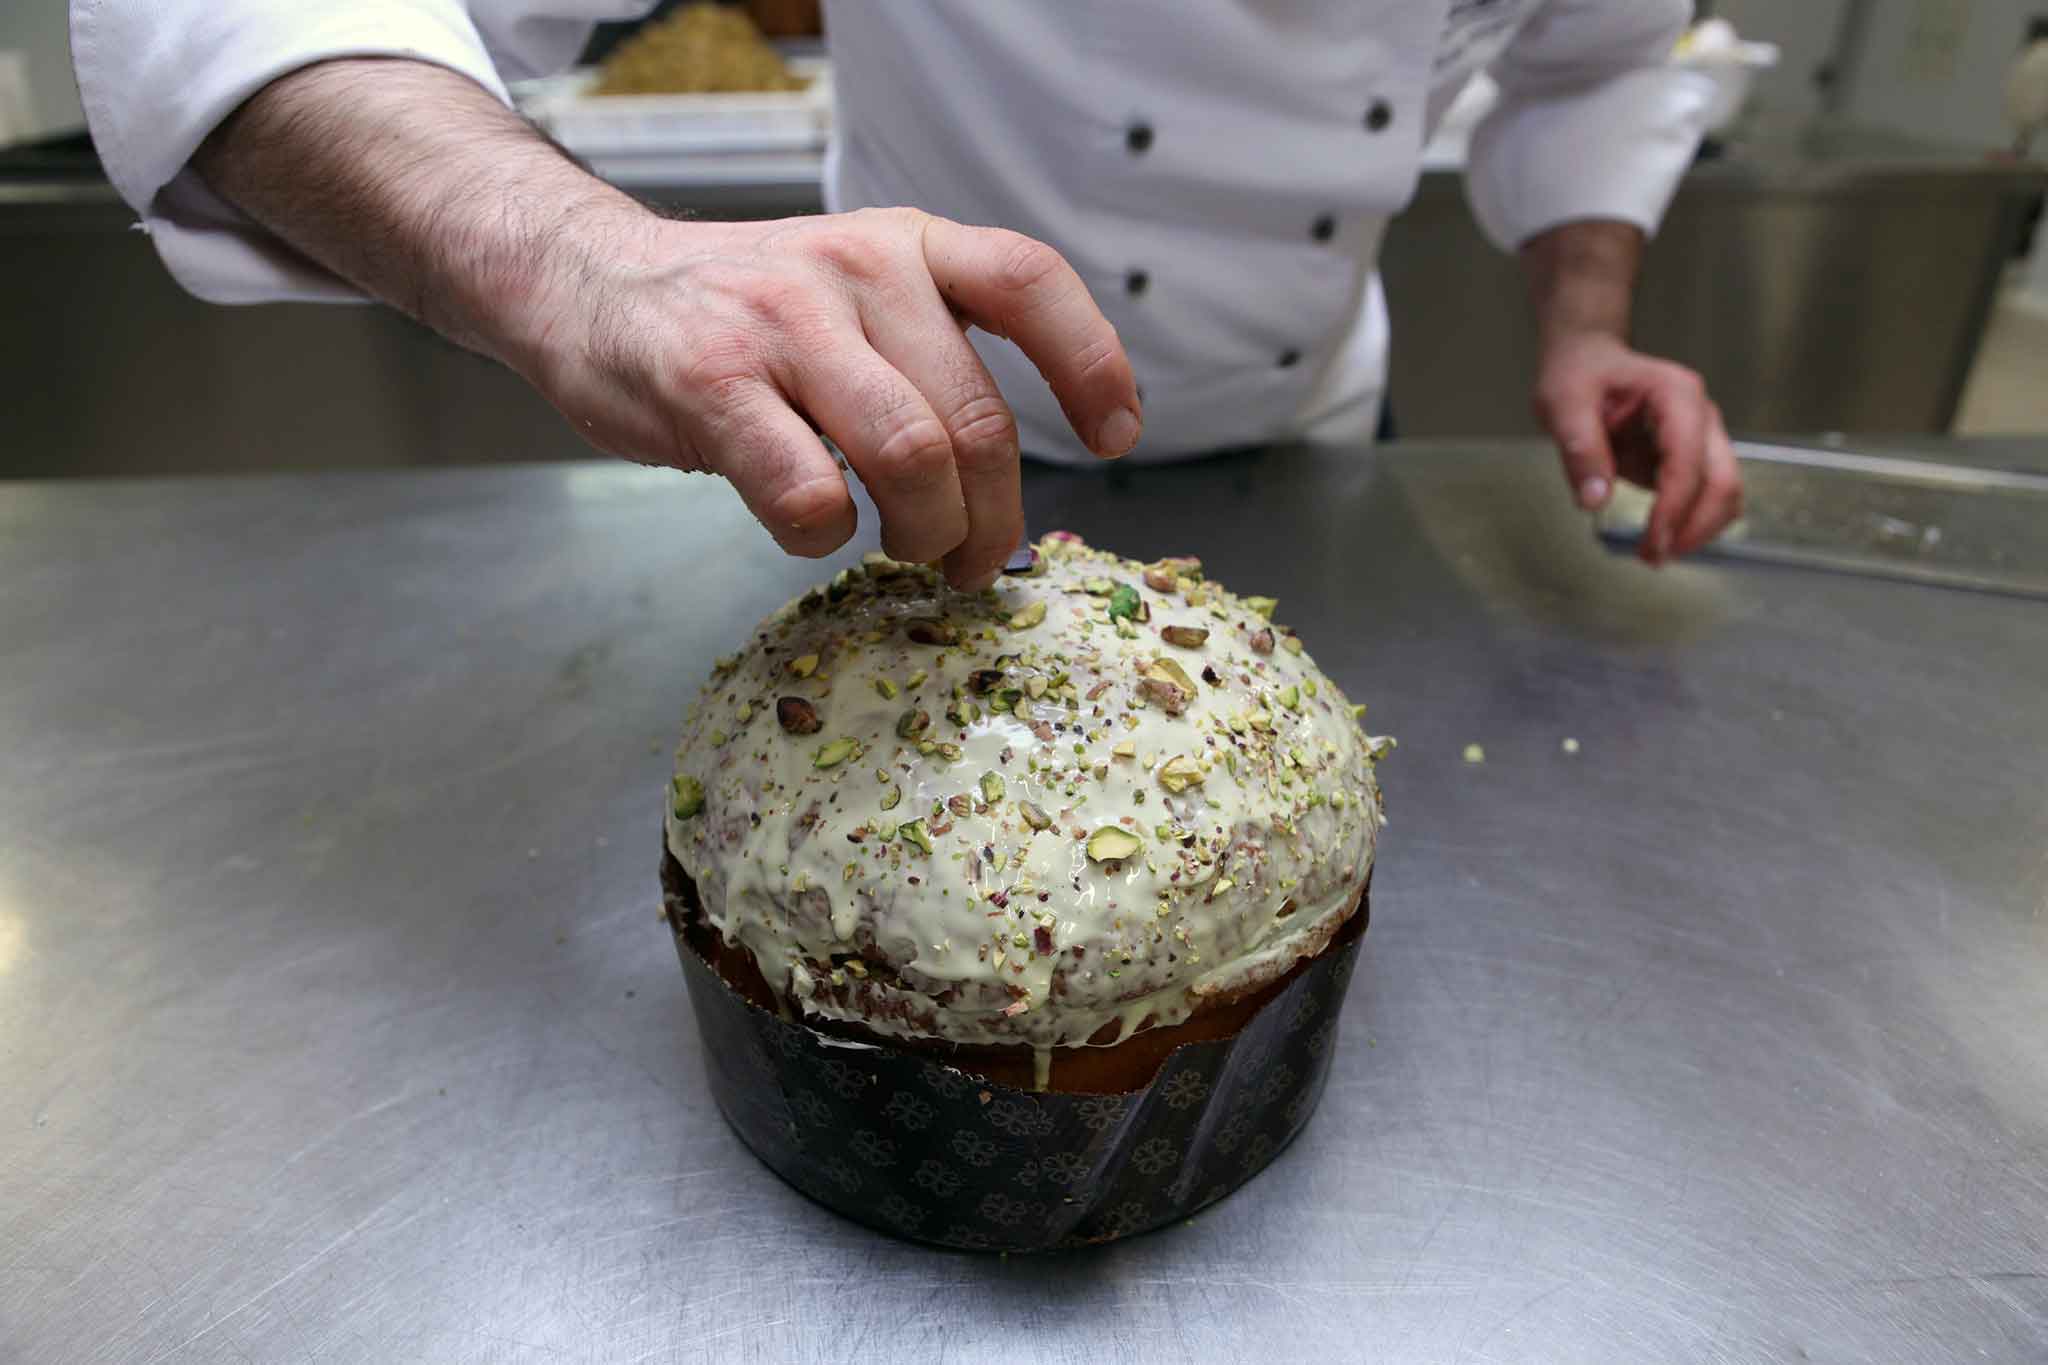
514,58,831,158
1595,441,2048,600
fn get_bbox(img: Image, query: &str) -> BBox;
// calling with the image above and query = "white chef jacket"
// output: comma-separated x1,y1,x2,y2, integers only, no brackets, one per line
73,0,1712,462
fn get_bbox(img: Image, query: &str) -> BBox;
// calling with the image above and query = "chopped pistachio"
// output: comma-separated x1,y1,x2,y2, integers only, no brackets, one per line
1025,676,1049,700
1008,600,1048,630
1143,566,1178,592
905,619,958,646
968,668,1005,694
814,737,859,768
979,772,1006,804
880,785,902,811
1111,738,1137,759
788,653,820,678
1278,684,1301,711
776,696,821,734
711,653,741,677
875,678,900,700
1249,628,1275,655
1106,584,1143,621
670,774,704,819
1243,595,1279,619
1085,826,1143,862
1082,577,1113,595
906,669,928,689
1208,876,1235,899
899,819,934,854
1303,678,1318,697
1157,754,1205,793
937,742,963,762
896,708,931,739
843,862,858,882
1283,635,1305,655
736,700,754,722
1019,801,1053,831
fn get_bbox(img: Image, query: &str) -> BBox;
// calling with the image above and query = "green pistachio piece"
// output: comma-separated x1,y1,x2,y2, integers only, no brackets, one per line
880,785,902,811
896,708,931,739
980,772,1006,804
1106,584,1142,621
1085,826,1143,863
788,653,820,678
814,738,859,768
875,678,899,700
1160,625,1209,648
1243,596,1279,619
1008,599,1048,630
670,774,704,819
1157,754,1205,793
1019,801,1052,831
898,819,934,854
906,669,928,689
1279,685,1301,711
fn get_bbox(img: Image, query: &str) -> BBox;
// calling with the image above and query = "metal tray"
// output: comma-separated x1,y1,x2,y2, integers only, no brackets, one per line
1596,441,2048,599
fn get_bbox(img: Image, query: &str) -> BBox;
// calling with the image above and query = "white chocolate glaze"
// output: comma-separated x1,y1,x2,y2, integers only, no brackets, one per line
665,535,1391,1060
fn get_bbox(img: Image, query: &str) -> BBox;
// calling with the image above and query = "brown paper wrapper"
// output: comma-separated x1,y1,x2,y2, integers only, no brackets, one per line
665,873,1367,1252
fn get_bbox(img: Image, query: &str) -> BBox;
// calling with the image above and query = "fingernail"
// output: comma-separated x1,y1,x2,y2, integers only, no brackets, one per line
1095,407,1141,458
1578,476,1611,510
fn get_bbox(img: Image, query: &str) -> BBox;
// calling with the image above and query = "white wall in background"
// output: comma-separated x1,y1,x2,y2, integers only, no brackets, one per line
0,0,82,145
1839,0,2041,148
1709,0,1849,117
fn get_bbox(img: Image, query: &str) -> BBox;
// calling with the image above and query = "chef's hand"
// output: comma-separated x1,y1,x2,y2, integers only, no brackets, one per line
193,58,1141,592
1519,220,1742,566
1532,332,1742,566
525,209,1142,588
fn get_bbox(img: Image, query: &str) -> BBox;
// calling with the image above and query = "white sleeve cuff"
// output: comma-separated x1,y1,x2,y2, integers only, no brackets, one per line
1462,65,1714,252
72,0,513,303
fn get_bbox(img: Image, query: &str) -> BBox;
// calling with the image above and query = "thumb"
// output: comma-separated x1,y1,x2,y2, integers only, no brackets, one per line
1536,377,1617,510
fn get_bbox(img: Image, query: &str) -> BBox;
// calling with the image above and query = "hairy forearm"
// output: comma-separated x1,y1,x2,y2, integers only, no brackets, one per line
1518,219,1643,352
192,57,649,373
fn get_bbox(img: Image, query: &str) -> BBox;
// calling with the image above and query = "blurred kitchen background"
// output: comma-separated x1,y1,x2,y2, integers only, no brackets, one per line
5,0,2048,478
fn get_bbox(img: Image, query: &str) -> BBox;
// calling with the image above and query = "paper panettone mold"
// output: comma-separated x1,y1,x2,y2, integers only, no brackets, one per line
666,860,1368,1252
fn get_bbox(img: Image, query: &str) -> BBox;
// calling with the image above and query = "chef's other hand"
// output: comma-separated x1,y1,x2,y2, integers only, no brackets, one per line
193,59,1141,592
527,209,1142,589
1532,333,1741,566
1518,220,1742,568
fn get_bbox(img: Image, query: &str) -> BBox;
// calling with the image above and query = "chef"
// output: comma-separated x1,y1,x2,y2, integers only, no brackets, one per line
72,0,1741,591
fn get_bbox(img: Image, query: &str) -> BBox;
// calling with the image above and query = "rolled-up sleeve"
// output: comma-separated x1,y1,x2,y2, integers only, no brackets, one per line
71,0,512,303
1463,0,1714,252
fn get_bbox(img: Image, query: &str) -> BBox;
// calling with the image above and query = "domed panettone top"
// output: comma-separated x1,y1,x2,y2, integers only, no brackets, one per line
666,534,1391,1064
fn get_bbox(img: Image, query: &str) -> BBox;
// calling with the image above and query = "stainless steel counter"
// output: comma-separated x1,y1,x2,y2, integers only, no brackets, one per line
5,442,2047,1362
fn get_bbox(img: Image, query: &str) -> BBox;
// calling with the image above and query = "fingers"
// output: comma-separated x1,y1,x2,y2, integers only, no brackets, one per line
919,218,1141,459
693,379,858,558
1533,372,1618,510
780,332,970,566
1639,369,1712,567
1672,401,1743,555
859,286,1022,592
